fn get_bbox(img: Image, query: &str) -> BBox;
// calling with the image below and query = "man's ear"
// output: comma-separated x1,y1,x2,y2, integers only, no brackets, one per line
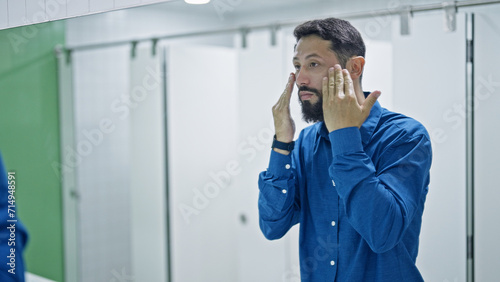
347,56,365,80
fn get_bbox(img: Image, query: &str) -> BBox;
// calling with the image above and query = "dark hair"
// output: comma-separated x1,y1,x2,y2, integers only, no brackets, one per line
294,17,366,81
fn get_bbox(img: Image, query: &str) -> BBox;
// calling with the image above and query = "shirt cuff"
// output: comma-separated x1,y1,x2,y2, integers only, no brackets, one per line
267,149,293,177
329,127,364,156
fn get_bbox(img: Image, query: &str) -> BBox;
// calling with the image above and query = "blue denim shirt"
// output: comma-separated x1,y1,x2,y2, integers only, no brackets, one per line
258,100,432,281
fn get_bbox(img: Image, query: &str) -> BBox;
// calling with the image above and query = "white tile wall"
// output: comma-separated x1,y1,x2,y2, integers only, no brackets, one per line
45,0,67,21
140,0,168,3
0,0,8,29
89,0,113,13
0,0,173,30
66,0,89,17
25,0,47,24
7,0,26,27
115,0,141,9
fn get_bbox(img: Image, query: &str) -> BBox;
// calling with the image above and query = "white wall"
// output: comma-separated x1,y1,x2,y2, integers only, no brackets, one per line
0,0,173,31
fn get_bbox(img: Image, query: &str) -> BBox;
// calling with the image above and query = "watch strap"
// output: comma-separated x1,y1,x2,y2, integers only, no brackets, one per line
272,135,295,151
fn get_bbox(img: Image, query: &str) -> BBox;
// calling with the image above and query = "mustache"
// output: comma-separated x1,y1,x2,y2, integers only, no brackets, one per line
298,86,321,96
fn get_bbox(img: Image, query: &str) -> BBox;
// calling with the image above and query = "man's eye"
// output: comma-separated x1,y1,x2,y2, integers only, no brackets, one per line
294,65,301,71
310,62,318,67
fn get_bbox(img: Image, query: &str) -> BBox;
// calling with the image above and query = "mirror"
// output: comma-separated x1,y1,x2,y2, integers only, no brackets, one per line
2,1,500,281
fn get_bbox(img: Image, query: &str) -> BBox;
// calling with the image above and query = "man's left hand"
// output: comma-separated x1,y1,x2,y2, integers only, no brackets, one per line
322,64,381,133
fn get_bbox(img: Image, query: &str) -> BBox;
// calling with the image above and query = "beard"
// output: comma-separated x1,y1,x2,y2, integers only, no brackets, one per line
298,86,324,123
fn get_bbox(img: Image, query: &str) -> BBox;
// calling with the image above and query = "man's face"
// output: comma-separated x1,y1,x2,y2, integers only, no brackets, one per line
293,35,341,123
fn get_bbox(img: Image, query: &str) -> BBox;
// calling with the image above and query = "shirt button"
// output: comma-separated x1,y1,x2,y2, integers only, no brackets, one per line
282,189,287,194
285,164,291,169
330,260,335,266
332,180,336,187
331,221,336,227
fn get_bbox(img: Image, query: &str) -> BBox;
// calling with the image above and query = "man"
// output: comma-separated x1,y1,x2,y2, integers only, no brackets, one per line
258,18,432,281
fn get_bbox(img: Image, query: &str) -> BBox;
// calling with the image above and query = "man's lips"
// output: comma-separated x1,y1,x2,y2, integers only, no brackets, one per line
300,92,315,100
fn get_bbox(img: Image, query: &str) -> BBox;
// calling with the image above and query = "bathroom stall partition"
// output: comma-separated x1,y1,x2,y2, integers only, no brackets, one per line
472,6,500,282
71,45,135,282
165,43,241,282
59,43,169,282
392,12,468,282
234,29,306,282
59,41,243,281
391,8,500,281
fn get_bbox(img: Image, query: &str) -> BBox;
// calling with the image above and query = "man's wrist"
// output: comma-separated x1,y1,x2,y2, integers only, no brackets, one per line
274,134,293,143
327,123,361,133
273,148,291,155
329,127,363,156
272,135,295,152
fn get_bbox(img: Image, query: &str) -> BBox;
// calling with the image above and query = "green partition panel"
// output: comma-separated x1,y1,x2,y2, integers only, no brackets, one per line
0,21,65,281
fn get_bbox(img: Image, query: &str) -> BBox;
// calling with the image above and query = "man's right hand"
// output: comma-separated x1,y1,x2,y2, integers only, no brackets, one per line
272,73,296,155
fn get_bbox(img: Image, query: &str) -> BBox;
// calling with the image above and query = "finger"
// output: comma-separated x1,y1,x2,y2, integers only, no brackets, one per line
334,65,344,97
283,73,295,103
287,73,295,103
328,67,335,98
276,73,295,108
322,76,328,103
362,90,381,113
343,69,355,97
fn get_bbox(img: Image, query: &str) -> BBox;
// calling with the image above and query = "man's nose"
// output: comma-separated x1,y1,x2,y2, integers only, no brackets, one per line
295,68,310,86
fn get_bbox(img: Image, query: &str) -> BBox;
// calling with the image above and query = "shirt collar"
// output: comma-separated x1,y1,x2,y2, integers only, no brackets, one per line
317,91,383,146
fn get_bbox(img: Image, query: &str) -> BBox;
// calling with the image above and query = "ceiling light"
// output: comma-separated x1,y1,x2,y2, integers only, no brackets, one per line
184,0,211,4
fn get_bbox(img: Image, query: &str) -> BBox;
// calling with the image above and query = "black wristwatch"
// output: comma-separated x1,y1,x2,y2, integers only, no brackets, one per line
272,135,295,151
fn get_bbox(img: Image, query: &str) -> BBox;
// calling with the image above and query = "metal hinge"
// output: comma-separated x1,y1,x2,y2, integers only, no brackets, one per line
466,39,474,63
467,235,474,259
